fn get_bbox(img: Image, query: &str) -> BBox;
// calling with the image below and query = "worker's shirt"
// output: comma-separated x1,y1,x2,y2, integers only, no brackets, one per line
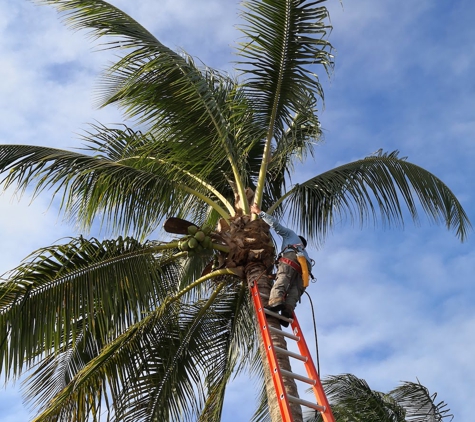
258,211,311,265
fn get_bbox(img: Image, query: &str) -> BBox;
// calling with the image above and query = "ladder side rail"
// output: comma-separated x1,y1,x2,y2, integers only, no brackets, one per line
251,284,294,422
291,313,336,422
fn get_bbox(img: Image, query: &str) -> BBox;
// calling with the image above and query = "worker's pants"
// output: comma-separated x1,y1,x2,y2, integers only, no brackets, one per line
269,251,305,311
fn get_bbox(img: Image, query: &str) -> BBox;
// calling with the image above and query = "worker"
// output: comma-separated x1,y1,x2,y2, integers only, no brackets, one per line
250,204,312,326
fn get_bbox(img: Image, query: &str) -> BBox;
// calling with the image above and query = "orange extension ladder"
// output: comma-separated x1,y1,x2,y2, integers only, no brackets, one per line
250,281,335,422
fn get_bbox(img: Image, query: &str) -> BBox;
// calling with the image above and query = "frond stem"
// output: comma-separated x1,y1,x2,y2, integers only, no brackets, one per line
153,280,227,408
253,0,292,211
267,188,294,214
118,156,235,216
32,269,239,421
175,183,231,221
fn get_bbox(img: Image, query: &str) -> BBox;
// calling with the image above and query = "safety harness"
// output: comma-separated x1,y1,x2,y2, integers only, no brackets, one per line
279,256,302,274
278,244,312,287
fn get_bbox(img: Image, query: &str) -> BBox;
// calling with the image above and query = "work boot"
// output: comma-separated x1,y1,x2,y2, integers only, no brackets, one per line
265,295,285,312
279,307,293,328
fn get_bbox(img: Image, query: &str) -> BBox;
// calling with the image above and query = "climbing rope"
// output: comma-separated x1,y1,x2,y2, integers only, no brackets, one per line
304,290,320,375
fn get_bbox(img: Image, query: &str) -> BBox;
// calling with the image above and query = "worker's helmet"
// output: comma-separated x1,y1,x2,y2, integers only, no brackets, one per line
298,235,307,248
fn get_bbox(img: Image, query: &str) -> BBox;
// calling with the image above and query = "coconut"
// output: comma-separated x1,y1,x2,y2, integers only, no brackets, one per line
194,230,206,242
187,225,198,235
188,237,199,249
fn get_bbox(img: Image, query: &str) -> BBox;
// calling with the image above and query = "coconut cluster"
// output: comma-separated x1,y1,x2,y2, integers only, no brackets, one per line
178,225,213,255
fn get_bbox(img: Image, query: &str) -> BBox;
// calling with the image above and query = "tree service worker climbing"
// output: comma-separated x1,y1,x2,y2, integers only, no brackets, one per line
250,204,313,326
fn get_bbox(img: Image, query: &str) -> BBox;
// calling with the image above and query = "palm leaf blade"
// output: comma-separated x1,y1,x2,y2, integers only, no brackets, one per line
237,0,333,136
390,381,454,421
0,235,179,381
279,151,470,243
0,143,220,236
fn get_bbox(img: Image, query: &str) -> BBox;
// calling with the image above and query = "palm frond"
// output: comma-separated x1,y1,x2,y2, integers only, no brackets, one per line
81,123,235,218
250,381,271,422
236,0,333,205
272,151,470,243
262,92,324,213
269,92,323,172
0,235,180,381
37,0,252,207
23,325,107,415
29,298,192,422
237,0,333,136
0,144,228,237
390,380,454,421
322,374,406,421
116,296,224,422
30,276,251,422
122,281,259,422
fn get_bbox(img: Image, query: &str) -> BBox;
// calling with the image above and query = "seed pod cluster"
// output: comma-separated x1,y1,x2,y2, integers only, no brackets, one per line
178,225,213,255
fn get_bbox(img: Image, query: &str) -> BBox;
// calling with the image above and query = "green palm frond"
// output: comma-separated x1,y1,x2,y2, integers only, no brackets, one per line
237,0,333,205
237,0,333,136
251,382,271,422
308,375,454,422
0,144,230,237
175,283,252,422
30,298,195,422
390,381,454,421
0,235,180,380
123,282,258,422
262,92,324,213
82,123,236,217
271,151,471,243
37,0,251,208
320,374,406,422
269,92,323,173
115,294,225,422
29,274,248,422
100,57,235,165
23,325,107,415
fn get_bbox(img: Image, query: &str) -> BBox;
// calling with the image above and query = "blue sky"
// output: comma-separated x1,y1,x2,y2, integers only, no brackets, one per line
1,0,474,421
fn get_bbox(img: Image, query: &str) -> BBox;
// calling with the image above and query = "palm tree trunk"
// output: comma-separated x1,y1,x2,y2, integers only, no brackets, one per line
246,262,303,422
222,214,303,421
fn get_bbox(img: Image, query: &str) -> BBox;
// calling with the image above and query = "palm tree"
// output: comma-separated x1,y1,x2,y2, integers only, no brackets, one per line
305,374,453,421
0,0,470,421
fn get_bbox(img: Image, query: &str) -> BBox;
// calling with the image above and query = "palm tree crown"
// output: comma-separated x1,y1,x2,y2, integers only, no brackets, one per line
0,0,470,421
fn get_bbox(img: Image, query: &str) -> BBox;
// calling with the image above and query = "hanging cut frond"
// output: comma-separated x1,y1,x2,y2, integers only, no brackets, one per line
275,151,470,243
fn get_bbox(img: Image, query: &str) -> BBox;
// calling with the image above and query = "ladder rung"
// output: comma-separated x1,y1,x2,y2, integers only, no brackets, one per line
250,282,335,422
287,395,325,412
269,326,300,341
280,369,316,385
259,293,269,299
274,346,307,362
264,308,293,323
